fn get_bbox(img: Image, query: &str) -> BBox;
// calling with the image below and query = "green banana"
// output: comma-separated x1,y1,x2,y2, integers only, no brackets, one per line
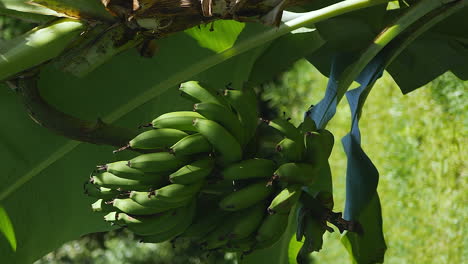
91,172,159,191
130,182,202,207
221,158,276,181
194,102,245,145
304,129,334,164
193,118,242,166
224,236,256,253
169,133,212,156
112,198,173,215
228,203,266,240
179,81,228,106
219,181,273,211
117,128,188,151
255,213,289,249
84,183,121,200
91,199,114,213
128,152,187,173
268,185,302,214
151,111,205,132
273,163,319,184
200,180,235,195
223,88,259,144
266,118,302,142
104,208,181,236
201,215,238,249
169,158,214,184
180,207,228,240
298,118,317,134
139,199,197,243
276,138,304,162
97,161,145,180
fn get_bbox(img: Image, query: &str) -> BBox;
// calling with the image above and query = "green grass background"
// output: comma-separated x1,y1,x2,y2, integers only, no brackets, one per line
263,60,467,264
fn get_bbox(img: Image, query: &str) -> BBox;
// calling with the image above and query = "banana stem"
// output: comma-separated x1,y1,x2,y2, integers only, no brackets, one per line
15,75,138,147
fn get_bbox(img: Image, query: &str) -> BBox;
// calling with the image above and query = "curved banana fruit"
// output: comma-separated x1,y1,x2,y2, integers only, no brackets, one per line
219,181,273,211
223,88,259,144
273,163,319,184
228,203,266,240
130,182,202,207
304,129,334,164
266,118,302,142
91,199,114,213
112,198,173,215
91,171,159,191
122,128,188,151
181,208,228,240
221,158,276,181
139,199,197,243
98,161,145,180
151,111,205,132
169,157,214,185
128,152,187,173
169,133,212,156
202,216,237,249
276,138,304,162
298,118,317,134
268,185,302,214
193,118,242,166
255,213,289,249
179,81,228,106
104,208,181,236
194,102,245,145
84,183,121,200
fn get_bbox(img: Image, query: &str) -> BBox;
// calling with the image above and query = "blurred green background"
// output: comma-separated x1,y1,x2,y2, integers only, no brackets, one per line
2,17,466,264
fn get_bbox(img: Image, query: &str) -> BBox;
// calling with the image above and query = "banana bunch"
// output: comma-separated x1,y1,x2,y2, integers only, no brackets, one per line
86,80,336,256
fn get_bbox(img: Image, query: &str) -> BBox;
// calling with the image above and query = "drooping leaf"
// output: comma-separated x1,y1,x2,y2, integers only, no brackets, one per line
387,6,468,93
0,206,16,252
0,0,62,16
29,0,113,20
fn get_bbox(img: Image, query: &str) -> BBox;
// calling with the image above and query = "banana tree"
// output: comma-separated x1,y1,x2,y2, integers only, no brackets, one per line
0,0,466,263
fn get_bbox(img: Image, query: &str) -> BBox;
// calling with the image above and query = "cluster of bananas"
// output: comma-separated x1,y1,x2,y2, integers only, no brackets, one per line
85,81,334,255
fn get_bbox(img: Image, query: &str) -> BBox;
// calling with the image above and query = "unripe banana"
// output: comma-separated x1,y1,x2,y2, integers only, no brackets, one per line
84,183,121,200
221,158,276,181
298,118,317,134
219,181,273,211
276,138,304,162
113,198,173,215
169,157,214,184
228,203,266,240
255,213,289,249
130,182,202,207
223,88,259,144
202,216,237,249
91,199,114,213
104,208,181,236
169,133,212,156
97,161,145,180
128,152,187,173
193,118,242,166
200,180,235,195
268,185,302,214
91,172,160,191
120,128,188,151
139,199,197,243
304,129,334,163
180,208,229,240
151,111,205,132
266,118,302,142
194,102,245,145
179,81,229,107
273,163,319,184
224,236,256,253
